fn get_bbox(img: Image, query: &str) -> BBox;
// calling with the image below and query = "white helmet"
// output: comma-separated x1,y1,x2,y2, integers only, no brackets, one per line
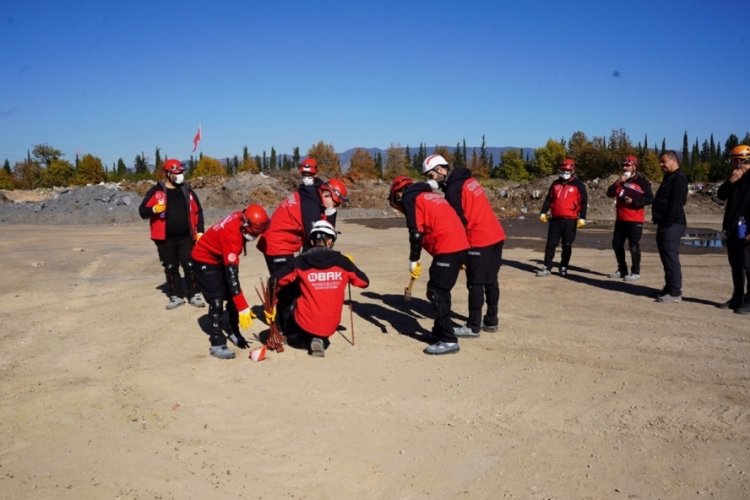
422,154,449,174
309,220,337,242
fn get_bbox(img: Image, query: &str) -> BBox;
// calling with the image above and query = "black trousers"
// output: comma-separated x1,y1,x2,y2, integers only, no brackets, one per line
264,254,297,334
656,223,685,296
426,250,467,343
465,241,504,330
194,263,239,346
612,220,644,275
726,237,750,299
155,237,196,297
544,218,577,269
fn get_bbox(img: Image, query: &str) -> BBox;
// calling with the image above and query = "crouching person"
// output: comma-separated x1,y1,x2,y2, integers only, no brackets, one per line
191,203,270,359
273,220,369,357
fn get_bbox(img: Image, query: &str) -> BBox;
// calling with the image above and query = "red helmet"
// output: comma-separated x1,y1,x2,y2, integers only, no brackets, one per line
320,178,349,206
389,175,413,209
622,155,639,167
559,158,575,171
163,159,185,174
242,203,269,236
299,158,318,175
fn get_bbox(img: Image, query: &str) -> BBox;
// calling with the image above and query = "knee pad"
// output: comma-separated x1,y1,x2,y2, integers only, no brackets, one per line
163,262,180,274
209,298,224,320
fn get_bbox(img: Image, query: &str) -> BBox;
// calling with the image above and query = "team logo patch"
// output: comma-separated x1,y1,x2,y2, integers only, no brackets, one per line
228,252,238,263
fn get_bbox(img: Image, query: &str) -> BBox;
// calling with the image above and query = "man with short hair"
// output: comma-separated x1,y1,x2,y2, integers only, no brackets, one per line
652,150,688,303
716,145,750,314
606,155,654,281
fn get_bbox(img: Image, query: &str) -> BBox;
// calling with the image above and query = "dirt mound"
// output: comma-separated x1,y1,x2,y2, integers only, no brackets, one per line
0,173,725,225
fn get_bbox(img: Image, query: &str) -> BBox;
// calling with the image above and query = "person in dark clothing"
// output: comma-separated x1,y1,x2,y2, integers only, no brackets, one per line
256,178,349,333
272,220,369,357
652,150,688,303
138,158,205,310
191,203,270,359
537,158,588,277
421,154,506,337
606,155,654,281
716,145,750,314
389,175,470,355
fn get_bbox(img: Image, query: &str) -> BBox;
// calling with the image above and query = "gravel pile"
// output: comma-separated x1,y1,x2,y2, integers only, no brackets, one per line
0,173,724,225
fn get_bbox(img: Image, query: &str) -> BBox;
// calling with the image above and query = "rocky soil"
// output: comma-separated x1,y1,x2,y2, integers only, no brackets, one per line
0,172,725,225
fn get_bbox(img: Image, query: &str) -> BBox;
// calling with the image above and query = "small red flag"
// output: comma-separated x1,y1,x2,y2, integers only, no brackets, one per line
192,125,202,152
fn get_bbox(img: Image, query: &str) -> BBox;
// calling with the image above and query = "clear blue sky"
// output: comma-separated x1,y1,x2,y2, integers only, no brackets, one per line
2,0,749,167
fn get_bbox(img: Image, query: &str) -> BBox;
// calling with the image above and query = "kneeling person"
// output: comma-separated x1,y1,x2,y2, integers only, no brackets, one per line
273,220,369,357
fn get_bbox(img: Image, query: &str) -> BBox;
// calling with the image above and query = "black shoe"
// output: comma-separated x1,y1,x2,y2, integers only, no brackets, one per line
735,302,750,315
719,297,742,310
480,320,498,333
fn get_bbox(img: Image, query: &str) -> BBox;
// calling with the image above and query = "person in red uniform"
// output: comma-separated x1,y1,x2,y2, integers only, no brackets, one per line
272,220,369,357
537,158,588,277
191,203,270,359
605,155,654,281
421,154,506,337
389,176,470,355
257,178,349,333
298,157,324,188
138,158,205,310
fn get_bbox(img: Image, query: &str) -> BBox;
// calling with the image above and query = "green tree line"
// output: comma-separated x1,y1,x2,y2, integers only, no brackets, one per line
2,130,749,190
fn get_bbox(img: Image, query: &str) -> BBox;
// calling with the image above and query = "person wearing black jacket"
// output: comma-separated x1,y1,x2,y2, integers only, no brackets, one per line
421,154,506,336
652,151,688,303
389,176,470,355
605,155,654,281
273,220,369,357
716,145,750,314
537,158,588,277
138,159,205,310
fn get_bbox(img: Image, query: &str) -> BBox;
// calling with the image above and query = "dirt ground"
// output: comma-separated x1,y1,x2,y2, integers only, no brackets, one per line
1,215,748,499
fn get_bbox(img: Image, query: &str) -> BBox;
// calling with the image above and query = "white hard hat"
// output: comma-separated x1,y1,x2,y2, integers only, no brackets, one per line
422,154,449,174
309,220,337,241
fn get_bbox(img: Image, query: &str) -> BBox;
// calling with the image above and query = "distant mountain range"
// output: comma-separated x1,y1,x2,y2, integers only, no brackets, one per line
337,146,534,170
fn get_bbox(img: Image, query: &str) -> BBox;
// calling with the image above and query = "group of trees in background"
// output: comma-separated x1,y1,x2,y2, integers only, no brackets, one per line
2,129,749,191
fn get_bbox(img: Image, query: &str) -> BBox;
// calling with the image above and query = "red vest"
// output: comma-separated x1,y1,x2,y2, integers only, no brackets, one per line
191,211,249,311
278,260,368,337
415,192,470,256
549,183,583,219
256,192,304,255
461,178,506,247
145,185,201,241
613,180,647,223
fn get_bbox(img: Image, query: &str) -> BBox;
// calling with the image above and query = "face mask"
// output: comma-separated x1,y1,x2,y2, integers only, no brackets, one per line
243,233,256,242
172,173,185,185
301,176,314,186
560,172,572,180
